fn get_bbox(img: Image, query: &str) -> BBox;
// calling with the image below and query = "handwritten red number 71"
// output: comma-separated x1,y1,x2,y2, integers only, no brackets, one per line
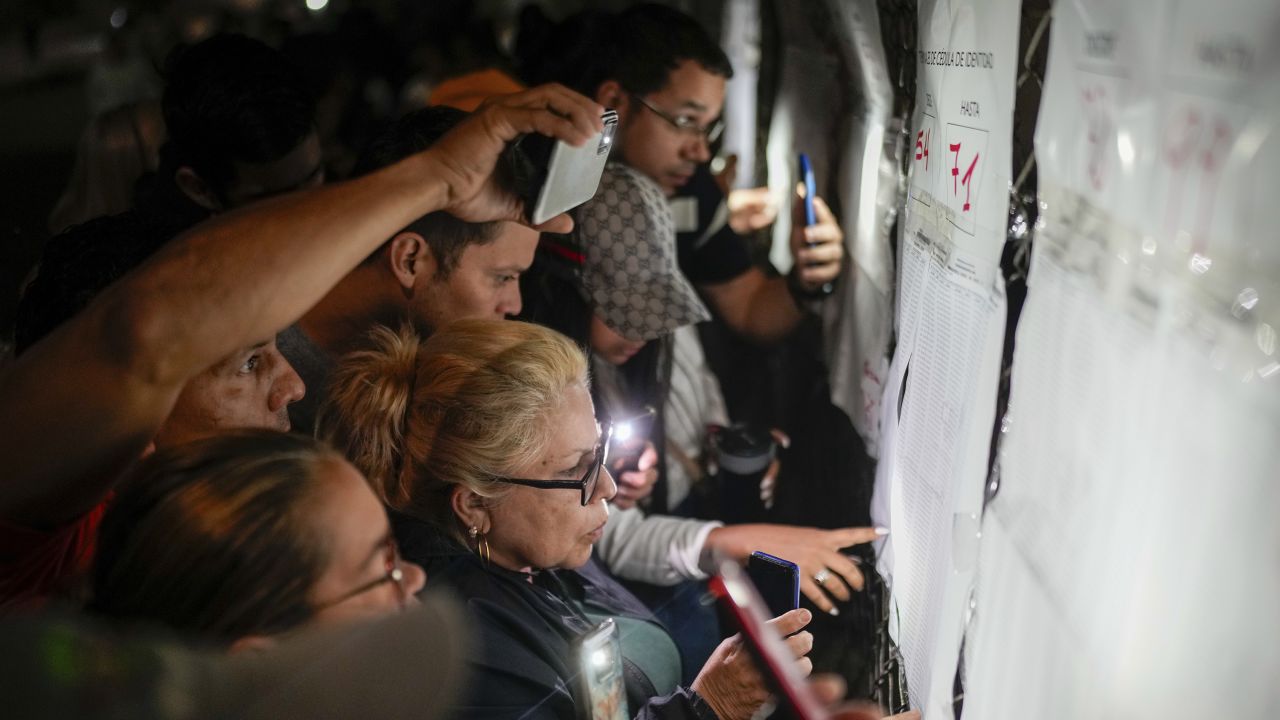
949,142,979,212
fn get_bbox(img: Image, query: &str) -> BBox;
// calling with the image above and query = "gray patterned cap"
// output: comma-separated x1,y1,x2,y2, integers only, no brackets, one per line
578,163,711,342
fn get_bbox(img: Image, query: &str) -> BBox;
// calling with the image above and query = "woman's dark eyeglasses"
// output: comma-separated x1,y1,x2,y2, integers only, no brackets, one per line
313,535,406,611
490,425,613,506
630,94,725,144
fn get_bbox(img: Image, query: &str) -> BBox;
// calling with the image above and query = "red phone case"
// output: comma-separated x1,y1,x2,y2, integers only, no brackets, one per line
709,562,828,720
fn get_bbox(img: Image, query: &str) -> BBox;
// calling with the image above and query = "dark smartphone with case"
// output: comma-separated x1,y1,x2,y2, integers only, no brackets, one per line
747,551,801,617
710,559,828,720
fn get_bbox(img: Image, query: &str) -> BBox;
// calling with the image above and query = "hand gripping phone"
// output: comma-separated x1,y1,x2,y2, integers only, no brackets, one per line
573,618,628,720
710,558,828,720
746,551,801,618
519,109,619,225
797,152,835,295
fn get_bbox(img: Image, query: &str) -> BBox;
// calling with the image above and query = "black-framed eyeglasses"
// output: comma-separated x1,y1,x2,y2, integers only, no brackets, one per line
490,425,614,506
630,94,725,145
313,535,407,611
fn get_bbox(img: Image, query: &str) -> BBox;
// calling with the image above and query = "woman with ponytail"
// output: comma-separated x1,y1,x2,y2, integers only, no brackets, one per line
319,318,815,720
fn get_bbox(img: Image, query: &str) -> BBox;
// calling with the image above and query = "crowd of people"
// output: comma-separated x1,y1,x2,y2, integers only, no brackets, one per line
1,4,904,719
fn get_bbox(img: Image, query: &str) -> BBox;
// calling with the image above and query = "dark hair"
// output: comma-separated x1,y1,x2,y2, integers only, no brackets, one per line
160,33,318,200
351,106,501,275
519,4,733,98
515,8,610,95
89,430,341,642
517,249,593,349
14,211,185,356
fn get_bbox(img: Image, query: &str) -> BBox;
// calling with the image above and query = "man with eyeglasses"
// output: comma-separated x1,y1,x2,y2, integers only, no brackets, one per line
535,3,846,343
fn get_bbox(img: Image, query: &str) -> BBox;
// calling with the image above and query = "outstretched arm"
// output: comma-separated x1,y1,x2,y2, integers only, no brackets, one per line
0,85,603,524
704,524,882,615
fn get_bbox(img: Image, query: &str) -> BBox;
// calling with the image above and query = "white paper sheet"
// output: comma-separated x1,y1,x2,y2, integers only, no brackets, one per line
962,1,1280,718
759,1,899,454
871,1,1019,716
823,0,898,455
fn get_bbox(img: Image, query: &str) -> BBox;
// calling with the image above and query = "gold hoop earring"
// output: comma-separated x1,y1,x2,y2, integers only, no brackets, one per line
468,526,490,566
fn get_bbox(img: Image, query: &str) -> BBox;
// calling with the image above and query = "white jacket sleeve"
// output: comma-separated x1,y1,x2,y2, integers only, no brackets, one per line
596,506,723,586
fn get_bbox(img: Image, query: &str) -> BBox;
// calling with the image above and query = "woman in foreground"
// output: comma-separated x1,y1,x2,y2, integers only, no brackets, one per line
321,319,814,719
89,430,426,647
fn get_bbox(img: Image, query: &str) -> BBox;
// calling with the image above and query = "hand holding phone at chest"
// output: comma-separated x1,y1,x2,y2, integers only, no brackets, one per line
575,619,629,720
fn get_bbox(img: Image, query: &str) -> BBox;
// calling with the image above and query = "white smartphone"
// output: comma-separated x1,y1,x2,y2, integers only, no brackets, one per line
573,618,628,720
521,109,619,225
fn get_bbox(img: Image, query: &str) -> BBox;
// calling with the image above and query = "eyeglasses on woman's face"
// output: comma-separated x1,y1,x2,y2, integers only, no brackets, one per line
490,425,614,506
313,535,408,612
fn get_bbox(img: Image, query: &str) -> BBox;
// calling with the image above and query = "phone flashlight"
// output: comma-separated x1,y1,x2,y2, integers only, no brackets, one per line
598,121,616,154
614,421,634,443
606,407,657,473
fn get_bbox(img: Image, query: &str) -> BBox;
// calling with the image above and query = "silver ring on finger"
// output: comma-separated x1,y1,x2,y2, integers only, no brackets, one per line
813,569,831,584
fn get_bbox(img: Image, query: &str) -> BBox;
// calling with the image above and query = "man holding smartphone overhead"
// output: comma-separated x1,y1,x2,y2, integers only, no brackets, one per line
0,84,604,608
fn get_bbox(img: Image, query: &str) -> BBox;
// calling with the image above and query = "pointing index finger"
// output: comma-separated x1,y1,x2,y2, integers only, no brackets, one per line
830,526,889,548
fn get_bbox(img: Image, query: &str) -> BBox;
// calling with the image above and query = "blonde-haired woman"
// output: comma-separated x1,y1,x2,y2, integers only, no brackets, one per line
320,319,814,720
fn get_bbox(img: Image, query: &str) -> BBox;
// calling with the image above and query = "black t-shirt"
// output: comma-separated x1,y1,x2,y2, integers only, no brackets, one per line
670,163,753,286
